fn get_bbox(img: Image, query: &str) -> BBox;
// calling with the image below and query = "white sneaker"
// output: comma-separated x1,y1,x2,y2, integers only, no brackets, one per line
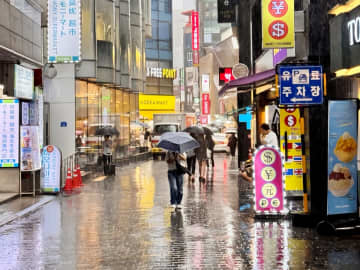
170,204,176,209
176,204,182,209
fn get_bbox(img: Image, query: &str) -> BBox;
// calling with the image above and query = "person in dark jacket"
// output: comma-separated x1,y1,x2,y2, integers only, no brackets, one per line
227,133,237,157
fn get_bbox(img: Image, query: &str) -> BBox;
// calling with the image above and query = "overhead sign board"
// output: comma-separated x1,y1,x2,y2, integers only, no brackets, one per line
328,100,358,215
14,65,34,99
48,0,81,63
217,0,236,23
279,65,323,105
0,100,19,168
253,146,286,214
262,0,295,48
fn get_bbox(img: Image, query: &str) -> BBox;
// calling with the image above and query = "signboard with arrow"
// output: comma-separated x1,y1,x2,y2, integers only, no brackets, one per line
279,65,323,105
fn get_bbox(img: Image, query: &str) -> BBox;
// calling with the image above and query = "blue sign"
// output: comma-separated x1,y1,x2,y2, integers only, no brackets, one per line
328,100,358,215
279,66,323,105
60,121,67,127
239,107,252,130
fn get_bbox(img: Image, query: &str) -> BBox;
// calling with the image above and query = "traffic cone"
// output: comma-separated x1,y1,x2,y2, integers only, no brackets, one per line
72,168,79,188
76,165,84,187
63,168,73,193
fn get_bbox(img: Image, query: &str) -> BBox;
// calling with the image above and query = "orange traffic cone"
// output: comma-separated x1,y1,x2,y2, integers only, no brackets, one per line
76,165,84,187
63,168,73,193
73,168,79,188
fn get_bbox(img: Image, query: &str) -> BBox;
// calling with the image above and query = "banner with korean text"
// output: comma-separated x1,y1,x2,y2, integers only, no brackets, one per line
192,11,199,51
262,0,294,48
48,0,81,63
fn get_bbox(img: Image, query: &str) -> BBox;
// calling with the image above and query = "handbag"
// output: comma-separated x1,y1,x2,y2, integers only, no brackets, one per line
175,160,190,175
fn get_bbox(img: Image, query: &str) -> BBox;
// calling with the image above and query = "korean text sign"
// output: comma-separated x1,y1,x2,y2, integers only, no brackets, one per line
262,0,294,48
254,146,285,213
327,101,358,215
280,108,303,192
41,145,61,193
279,65,323,105
202,93,210,115
0,100,19,168
192,11,199,51
48,0,81,63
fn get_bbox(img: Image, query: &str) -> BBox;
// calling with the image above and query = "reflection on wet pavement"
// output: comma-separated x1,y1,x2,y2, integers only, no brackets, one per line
0,155,360,269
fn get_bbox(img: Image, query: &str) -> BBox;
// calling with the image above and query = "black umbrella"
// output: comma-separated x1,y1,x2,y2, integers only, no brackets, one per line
158,132,200,153
95,126,120,136
202,126,214,136
183,126,204,135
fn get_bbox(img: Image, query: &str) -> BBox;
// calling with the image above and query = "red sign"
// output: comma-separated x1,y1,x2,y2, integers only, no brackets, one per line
200,115,208,125
193,50,199,65
202,93,210,115
284,115,297,127
192,11,199,51
268,20,288,40
268,0,288,18
219,68,235,85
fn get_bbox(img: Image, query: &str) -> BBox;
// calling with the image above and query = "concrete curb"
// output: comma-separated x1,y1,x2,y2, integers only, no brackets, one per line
0,196,56,227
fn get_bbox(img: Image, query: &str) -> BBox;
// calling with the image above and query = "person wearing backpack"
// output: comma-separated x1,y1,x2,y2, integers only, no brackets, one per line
165,151,187,209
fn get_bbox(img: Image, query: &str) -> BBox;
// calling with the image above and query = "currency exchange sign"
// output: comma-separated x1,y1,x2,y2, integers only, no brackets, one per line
279,65,323,105
254,146,285,213
262,0,294,48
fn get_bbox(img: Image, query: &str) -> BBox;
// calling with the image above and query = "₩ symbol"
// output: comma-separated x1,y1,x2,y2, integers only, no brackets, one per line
269,20,288,40
284,115,296,127
268,0,288,18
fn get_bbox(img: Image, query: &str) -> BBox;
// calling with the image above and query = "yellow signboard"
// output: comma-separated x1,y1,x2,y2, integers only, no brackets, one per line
280,108,303,192
139,94,176,111
262,0,295,48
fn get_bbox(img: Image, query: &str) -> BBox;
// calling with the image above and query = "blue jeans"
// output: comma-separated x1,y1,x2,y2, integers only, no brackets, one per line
168,170,184,205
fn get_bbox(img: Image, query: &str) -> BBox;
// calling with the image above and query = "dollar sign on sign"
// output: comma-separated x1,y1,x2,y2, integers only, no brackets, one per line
272,22,285,37
264,152,273,164
287,116,294,126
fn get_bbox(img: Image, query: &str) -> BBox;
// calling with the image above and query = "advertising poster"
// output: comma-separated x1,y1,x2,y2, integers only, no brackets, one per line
254,146,285,213
262,0,295,48
20,126,41,171
0,100,19,168
14,64,34,99
328,100,358,215
41,145,61,193
280,108,303,192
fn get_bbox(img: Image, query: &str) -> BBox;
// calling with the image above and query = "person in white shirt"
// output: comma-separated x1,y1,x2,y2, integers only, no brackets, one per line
260,123,279,147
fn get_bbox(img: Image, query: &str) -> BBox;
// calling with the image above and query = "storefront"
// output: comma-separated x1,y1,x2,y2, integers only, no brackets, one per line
139,93,176,122
75,80,141,166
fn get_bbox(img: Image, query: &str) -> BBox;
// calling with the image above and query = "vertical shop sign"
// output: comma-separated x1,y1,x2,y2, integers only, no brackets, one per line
254,146,286,213
48,0,81,63
280,108,303,192
262,0,294,48
200,115,208,125
22,102,30,126
192,11,199,51
202,74,210,92
328,100,358,215
0,100,19,168
202,93,210,115
41,145,61,193
20,126,41,171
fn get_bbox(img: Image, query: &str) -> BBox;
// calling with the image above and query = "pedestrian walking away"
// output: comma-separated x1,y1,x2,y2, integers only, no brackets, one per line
165,151,187,209
260,123,279,147
205,134,215,168
228,133,237,157
194,134,207,182
103,135,113,175
186,148,196,182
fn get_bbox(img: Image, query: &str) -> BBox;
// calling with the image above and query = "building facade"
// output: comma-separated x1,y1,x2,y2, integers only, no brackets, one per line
43,0,151,167
145,0,173,96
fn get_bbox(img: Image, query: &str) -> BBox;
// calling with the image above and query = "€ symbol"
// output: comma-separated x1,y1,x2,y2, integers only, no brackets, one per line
269,20,288,40
285,115,296,127
261,150,276,165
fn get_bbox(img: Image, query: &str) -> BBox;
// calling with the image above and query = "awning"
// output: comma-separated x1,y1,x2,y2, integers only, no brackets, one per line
218,69,276,96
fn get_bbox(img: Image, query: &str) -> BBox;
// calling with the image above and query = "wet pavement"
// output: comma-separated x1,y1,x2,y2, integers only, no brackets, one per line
1,155,360,269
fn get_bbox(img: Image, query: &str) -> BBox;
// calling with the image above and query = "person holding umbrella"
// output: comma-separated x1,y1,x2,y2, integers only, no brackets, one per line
103,135,113,175
158,132,199,209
